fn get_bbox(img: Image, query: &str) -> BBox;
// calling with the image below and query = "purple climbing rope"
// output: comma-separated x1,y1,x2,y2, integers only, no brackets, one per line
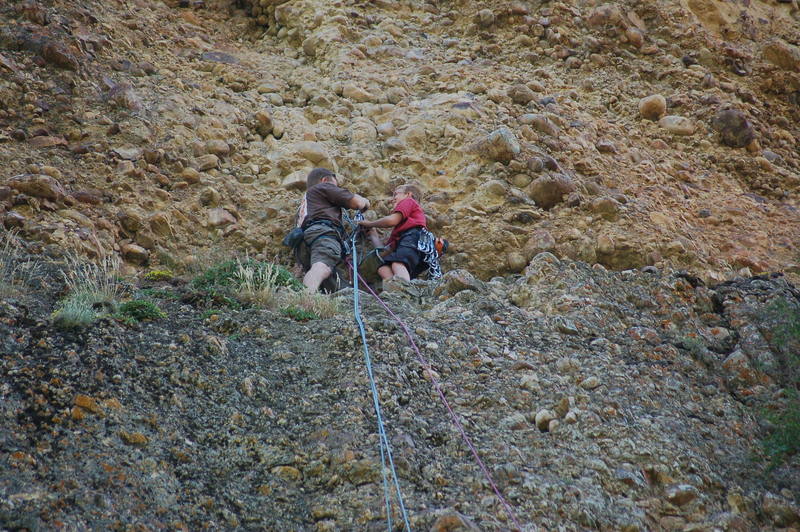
353,272,525,531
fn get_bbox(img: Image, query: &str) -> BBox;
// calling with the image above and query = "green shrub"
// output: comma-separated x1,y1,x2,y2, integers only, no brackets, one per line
280,306,319,321
192,258,301,292
763,390,800,468
143,269,174,282
191,258,302,310
759,297,800,467
137,288,180,300
119,300,166,321
201,309,222,320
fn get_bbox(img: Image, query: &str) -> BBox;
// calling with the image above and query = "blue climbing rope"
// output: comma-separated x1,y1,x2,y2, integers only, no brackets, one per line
349,212,411,532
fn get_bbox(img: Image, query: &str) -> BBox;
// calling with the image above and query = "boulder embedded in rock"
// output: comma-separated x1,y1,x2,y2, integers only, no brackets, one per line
281,170,308,191
254,110,273,136
342,83,374,103
535,409,556,431
433,269,486,296
208,208,237,227
587,3,624,27
122,243,149,265
520,113,561,136
508,84,537,105
430,511,482,532
590,196,622,220
665,484,700,506
205,140,230,157
192,154,219,171
527,174,575,209
293,141,329,164
473,127,520,163
524,230,556,259
659,115,694,135
113,146,143,161
763,39,800,72
639,95,666,120
8,174,66,200
710,109,755,148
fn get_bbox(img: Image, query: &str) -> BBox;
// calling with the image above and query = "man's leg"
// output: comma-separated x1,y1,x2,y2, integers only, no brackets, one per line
391,262,411,281
304,261,331,293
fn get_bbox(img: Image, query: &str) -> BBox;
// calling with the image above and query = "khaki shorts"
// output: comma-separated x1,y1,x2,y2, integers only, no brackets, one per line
303,223,342,269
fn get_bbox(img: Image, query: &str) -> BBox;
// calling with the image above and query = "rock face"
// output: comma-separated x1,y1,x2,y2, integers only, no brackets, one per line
0,0,798,285
1,247,798,530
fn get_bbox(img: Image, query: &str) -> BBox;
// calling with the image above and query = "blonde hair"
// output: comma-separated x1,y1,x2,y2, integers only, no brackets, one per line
396,184,422,202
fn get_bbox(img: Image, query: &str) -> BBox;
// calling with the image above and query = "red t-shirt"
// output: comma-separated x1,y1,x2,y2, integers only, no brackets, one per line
386,198,427,249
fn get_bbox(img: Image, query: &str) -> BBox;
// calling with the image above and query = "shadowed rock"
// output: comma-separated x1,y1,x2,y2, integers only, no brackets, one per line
711,109,755,148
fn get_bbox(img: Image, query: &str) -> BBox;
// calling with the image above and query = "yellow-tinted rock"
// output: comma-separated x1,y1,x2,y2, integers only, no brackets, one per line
119,431,148,446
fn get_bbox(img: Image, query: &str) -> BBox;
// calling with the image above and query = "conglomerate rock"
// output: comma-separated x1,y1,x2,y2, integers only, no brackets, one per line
0,0,798,284
0,0,799,527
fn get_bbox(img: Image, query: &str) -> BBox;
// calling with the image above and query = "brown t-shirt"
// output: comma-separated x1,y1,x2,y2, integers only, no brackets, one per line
303,182,355,227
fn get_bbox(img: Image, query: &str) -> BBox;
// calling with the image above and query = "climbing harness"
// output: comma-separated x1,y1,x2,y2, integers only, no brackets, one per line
349,211,412,532
345,211,524,531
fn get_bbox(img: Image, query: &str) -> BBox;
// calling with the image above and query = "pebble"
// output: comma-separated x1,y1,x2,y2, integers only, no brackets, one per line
192,154,219,171
580,376,602,390
535,409,557,431
658,115,694,135
638,94,666,120
205,139,230,157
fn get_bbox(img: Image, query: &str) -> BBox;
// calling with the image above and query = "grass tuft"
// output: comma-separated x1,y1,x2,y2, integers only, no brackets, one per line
52,294,97,329
53,254,122,329
280,306,319,321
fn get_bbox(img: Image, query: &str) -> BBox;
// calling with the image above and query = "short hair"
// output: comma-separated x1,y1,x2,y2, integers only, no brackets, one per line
307,167,335,188
397,184,422,201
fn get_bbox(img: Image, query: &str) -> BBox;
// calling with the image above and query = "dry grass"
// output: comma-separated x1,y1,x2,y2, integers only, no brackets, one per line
0,230,40,297
232,256,284,307
282,290,343,319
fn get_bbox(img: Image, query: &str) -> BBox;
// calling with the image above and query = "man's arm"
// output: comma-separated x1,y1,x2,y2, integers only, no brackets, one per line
348,194,370,212
359,212,403,229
